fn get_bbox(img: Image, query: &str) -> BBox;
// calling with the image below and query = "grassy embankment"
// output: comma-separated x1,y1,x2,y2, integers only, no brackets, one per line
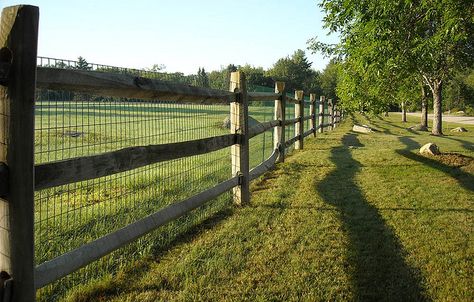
63,113,473,301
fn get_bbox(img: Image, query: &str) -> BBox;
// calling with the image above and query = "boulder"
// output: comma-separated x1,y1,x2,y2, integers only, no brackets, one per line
419,143,440,156
408,124,428,131
450,127,468,133
352,124,373,133
222,115,261,129
63,130,84,138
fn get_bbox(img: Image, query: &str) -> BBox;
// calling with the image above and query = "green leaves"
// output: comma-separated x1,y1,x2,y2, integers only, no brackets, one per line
310,0,474,114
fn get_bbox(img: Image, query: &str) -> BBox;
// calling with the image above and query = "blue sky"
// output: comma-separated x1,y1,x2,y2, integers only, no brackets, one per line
0,0,338,74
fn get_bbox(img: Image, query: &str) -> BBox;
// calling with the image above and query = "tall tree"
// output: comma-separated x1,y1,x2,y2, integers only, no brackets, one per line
266,49,318,93
320,58,339,101
310,0,474,135
195,67,210,88
76,56,91,70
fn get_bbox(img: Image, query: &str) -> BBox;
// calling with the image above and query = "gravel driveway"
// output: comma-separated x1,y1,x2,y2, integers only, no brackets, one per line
402,112,474,125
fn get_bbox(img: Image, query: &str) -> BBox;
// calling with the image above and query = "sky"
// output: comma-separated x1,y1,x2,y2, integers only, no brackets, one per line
0,0,338,75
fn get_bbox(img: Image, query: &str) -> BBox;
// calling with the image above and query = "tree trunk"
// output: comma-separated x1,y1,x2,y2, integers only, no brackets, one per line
421,85,428,128
431,81,443,135
401,101,407,122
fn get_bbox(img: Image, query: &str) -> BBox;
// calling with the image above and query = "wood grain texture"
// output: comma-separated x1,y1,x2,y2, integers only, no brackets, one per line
35,176,239,289
248,91,281,102
310,94,316,137
294,91,304,150
318,96,325,133
35,134,237,190
0,5,38,301
303,129,315,139
284,117,299,126
36,67,236,104
229,71,250,205
249,149,279,181
285,135,300,148
274,82,285,162
248,119,280,139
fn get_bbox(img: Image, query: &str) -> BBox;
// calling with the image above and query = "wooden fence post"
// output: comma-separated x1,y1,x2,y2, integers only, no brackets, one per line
0,5,39,302
318,96,325,133
294,90,304,149
309,93,316,136
328,99,334,130
274,82,285,162
229,71,249,205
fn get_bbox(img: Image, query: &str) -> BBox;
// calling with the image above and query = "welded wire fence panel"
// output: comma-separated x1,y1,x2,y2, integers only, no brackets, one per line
285,101,295,153
304,101,311,133
34,67,234,300
248,102,274,170
247,85,275,171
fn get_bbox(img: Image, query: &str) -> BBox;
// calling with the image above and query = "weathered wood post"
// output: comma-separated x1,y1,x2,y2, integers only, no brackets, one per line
328,99,334,130
318,96,325,133
0,5,39,302
229,71,250,205
294,90,304,149
274,82,285,162
310,93,317,136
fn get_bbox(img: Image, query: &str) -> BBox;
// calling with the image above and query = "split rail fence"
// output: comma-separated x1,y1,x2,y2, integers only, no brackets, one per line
0,5,342,301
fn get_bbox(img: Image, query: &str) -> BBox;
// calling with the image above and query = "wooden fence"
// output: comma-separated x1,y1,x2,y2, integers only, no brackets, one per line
0,5,343,301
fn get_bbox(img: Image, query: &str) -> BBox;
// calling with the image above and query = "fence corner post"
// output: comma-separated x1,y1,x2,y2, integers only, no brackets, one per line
229,71,249,205
294,90,304,150
0,5,39,302
318,96,325,133
309,93,316,137
274,82,285,162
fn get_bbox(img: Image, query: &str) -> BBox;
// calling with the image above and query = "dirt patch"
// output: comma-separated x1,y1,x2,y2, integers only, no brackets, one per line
434,153,474,172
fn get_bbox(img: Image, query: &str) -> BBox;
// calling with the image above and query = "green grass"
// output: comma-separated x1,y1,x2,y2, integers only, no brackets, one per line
35,99,295,301
62,113,473,302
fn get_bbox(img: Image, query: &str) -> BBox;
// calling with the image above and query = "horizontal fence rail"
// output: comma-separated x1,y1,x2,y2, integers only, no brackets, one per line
248,120,281,139
249,149,279,181
36,67,237,104
35,134,238,190
34,175,240,289
0,5,344,301
247,91,281,102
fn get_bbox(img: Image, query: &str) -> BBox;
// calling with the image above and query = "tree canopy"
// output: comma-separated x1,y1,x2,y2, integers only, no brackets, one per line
310,0,474,134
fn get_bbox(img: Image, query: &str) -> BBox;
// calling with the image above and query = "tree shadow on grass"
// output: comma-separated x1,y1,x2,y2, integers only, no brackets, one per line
397,136,474,192
317,133,428,301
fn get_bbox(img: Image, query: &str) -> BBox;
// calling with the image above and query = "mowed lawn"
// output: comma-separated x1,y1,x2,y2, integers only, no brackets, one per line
65,114,473,302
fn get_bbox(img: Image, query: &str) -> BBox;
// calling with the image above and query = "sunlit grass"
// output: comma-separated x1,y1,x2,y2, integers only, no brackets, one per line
63,113,473,301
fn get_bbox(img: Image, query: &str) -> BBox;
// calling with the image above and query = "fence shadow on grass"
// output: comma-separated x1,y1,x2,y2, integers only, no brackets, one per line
397,136,474,192
317,133,428,301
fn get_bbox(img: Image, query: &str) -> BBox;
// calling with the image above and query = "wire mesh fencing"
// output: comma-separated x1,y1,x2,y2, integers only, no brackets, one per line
35,59,235,301
247,85,276,171
285,99,296,154
32,58,334,301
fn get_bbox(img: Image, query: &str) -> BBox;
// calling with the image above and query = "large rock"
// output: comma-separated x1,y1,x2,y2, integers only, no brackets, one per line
352,124,373,133
222,115,261,129
408,124,428,131
420,143,440,156
450,127,468,132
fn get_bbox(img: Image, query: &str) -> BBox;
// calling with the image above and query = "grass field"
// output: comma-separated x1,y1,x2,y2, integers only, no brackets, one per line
34,95,319,301
61,113,473,301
